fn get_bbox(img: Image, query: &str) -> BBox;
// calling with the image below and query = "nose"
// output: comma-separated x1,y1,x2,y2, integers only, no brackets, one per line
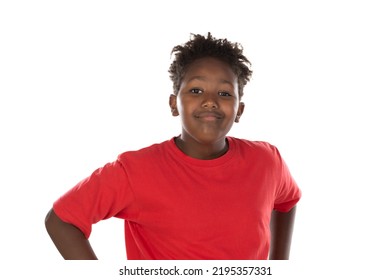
201,92,218,109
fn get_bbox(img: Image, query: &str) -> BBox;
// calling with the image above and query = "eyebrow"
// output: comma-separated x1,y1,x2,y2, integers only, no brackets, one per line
187,76,235,87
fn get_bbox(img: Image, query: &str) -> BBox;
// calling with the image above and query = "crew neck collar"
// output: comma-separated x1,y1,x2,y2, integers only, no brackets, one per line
168,136,236,167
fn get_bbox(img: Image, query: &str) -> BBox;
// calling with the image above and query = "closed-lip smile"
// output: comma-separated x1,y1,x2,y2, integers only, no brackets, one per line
194,111,223,120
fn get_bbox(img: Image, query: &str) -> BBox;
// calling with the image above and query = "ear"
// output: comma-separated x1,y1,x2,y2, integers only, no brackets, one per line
235,102,245,123
169,94,179,116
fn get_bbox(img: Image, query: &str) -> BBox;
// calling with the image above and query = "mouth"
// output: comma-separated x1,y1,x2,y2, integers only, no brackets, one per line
194,111,223,121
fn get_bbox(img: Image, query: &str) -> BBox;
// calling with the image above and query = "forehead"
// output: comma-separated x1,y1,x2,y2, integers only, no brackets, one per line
183,57,237,82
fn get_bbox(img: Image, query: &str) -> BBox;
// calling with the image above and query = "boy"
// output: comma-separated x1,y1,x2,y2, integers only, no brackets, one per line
45,33,301,260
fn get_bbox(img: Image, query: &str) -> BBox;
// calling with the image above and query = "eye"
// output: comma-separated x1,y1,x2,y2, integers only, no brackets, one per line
218,91,232,97
190,88,203,94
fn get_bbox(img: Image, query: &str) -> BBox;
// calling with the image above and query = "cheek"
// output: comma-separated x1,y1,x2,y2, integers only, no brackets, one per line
177,100,187,116
177,96,197,115
224,102,240,117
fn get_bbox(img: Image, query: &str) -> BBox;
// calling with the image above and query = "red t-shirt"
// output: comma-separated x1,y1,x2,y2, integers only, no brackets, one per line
53,137,301,259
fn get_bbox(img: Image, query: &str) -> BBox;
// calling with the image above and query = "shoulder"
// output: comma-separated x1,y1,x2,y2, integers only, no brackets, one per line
229,137,280,158
116,139,171,164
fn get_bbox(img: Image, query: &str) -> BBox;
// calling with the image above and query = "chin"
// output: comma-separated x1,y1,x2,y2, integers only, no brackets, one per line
193,132,227,145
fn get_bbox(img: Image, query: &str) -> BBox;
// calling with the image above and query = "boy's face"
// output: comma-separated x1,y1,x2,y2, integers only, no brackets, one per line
169,57,244,146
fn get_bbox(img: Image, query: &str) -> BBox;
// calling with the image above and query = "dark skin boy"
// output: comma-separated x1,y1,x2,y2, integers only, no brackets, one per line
45,57,297,260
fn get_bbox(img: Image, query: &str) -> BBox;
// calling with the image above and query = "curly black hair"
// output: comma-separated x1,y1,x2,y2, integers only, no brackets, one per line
168,32,252,98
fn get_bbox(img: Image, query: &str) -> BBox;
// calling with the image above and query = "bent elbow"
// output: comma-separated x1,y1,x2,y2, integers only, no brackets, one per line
44,208,56,232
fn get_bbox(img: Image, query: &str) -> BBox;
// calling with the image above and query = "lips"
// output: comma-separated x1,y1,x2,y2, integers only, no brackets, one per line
194,110,223,120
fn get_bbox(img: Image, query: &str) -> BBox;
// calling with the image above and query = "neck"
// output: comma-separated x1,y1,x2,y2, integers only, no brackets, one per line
175,135,228,160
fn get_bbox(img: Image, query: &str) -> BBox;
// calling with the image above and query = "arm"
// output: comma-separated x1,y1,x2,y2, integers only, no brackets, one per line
269,206,297,260
45,208,98,260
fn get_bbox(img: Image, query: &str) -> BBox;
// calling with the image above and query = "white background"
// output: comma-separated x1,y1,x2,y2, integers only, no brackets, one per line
1,0,389,278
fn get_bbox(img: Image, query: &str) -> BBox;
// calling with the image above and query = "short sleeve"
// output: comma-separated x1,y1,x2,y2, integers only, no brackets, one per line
53,159,136,238
273,149,301,212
